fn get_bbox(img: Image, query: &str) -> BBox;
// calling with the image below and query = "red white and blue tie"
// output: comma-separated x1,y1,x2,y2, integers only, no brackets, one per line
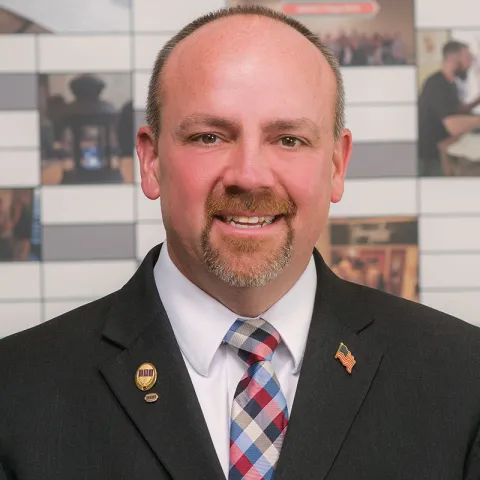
223,318,289,480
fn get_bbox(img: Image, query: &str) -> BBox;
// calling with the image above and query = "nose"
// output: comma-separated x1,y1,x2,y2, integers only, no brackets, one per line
221,143,276,193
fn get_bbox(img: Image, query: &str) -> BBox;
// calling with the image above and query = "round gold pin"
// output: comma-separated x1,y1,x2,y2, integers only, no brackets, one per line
144,393,159,403
135,363,157,391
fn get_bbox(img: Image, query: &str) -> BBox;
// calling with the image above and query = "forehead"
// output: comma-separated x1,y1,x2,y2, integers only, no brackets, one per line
160,15,337,121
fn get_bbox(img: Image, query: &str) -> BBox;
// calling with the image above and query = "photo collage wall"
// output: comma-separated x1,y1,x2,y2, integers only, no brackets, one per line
0,0,479,336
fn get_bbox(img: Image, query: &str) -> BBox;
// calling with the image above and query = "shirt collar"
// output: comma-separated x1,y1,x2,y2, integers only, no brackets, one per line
154,242,317,377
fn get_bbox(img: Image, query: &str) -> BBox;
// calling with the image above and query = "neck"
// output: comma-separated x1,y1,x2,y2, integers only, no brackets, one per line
167,245,311,318
441,65,455,82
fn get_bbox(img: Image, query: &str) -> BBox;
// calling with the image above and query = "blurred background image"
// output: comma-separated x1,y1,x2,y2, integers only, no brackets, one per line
0,189,41,262
39,73,134,185
229,0,415,66
316,217,419,302
417,29,480,177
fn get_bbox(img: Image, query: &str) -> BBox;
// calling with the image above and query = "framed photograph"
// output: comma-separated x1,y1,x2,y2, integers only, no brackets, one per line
417,29,480,177
229,0,415,66
0,188,41,262
39,73,134,185
316,217,418,302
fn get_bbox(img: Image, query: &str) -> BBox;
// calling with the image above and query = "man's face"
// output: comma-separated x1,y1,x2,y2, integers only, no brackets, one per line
138,16,351,288
455,47,473,80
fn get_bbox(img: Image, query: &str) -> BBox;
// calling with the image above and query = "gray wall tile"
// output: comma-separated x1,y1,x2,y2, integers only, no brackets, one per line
347,142,418,178
0,74,37,110
43,224,135,261
135,110,146,131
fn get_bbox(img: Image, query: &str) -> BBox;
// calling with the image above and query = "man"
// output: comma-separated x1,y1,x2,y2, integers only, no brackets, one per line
418,40,480,176
1,6,480,480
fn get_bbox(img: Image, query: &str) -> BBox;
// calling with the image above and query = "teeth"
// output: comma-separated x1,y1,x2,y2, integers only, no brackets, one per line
224,215,276,224
223,214,277,228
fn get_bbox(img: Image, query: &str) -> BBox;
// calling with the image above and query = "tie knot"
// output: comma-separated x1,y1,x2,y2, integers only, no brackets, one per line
223,318,280,365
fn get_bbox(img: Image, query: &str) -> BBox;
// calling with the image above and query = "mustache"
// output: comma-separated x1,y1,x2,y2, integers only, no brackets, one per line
205,190,297,218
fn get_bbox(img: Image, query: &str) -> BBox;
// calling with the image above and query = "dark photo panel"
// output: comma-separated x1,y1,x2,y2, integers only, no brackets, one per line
229,0,415,66
316,217,418,302
0,6,49,33
0,1,131,34
0,188,41,262
39,73,134,185
417,29,480,177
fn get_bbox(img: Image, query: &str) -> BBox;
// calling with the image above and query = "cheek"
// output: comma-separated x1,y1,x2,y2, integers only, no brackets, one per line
159,152,219,228
283,155,332,211
281,156,332,240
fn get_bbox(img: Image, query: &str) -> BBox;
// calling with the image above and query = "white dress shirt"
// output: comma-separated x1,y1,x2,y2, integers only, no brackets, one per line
154,243,317,478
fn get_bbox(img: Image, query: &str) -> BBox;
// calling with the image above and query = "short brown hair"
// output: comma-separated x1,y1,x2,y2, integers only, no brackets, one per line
145,5,345,140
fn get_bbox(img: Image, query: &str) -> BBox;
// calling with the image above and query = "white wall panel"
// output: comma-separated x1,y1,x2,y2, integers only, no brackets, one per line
136,223,167,260
0,150,39,187
38,35,131,72
137,188,162,221
41,185,135,225
0,263,41,300
420,216,480,252
420,253,480,289
346,105,417,142
420,179,480,215
0,302,42,338
343,67,417,104
0,111,39,149
0,35,36,73
43,261,137,299
133,0,227,32
330,179,418,218
415,0,479,28
134,34,170,70
421,291,480,327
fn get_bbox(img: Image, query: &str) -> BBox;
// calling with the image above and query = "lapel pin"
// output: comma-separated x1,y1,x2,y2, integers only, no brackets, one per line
135,363,157,391
144,393,159,403
335,343,356,374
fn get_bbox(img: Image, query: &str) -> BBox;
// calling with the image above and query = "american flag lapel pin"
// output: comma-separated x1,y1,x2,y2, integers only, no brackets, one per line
335,343,356,374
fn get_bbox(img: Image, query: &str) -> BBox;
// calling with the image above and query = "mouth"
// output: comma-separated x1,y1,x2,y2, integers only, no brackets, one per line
214,214,283,229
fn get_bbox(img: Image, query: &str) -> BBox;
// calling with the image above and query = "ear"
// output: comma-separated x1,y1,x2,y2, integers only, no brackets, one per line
330,128,353,204
136,125,161,200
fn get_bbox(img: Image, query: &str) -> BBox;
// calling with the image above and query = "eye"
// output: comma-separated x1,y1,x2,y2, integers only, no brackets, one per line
191,133,222,146
280,136,304,148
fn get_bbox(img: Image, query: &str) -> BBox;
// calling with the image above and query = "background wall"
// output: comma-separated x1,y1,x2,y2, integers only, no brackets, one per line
0,0,479,338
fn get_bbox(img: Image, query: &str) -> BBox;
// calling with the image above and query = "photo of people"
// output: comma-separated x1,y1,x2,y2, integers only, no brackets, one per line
0,189,41,262
39,73,134,185
229,0,415,66
417,30,480,176
0,1,130,34
316,217,418,302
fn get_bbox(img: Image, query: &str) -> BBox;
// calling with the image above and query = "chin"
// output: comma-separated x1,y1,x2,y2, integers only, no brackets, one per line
202,240,293,288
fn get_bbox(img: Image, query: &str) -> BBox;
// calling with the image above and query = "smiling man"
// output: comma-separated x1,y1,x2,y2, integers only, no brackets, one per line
1,6,480,480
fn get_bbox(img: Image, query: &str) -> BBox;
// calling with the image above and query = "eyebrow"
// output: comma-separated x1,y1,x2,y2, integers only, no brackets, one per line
174,114,240,136
174,113,322,140
263,118,323,140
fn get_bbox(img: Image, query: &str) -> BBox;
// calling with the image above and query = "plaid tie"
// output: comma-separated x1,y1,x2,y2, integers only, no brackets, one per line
223,318,289,480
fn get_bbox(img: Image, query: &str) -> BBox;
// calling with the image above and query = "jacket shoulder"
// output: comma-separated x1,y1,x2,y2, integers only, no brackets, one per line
0,293,116,364
355,283,480,359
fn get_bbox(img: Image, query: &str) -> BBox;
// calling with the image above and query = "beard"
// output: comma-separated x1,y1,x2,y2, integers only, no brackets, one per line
455,67,468,81
200,190,297,288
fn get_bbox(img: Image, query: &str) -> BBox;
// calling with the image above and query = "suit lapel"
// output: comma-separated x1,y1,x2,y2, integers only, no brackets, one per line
99,245,224,480
276,251,384,480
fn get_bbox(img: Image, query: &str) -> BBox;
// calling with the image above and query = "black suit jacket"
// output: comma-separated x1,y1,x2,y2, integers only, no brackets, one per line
1,244,480,479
